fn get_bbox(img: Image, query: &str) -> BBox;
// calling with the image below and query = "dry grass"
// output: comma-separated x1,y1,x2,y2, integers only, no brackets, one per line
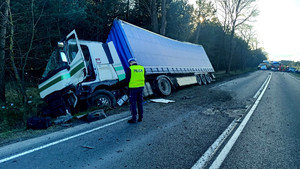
0,82,44,136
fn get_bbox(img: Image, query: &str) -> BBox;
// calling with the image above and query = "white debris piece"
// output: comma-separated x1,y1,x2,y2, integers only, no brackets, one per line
150,99,175,103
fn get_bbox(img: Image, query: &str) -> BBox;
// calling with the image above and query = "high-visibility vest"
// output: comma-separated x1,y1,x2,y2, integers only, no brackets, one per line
129,65,145,88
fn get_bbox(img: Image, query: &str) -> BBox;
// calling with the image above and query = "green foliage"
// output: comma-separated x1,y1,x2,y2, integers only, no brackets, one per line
4,0,267,81
0,83,44,133
165,0,194,41
0,0,268,133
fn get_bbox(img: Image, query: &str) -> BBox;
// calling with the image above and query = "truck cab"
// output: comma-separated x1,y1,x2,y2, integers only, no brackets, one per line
39,30,126,116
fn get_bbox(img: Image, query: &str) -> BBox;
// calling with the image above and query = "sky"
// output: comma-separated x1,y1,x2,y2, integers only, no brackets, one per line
188,0,300,62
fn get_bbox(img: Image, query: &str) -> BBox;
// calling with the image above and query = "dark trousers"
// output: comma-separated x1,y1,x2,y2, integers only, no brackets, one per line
129,87,144,120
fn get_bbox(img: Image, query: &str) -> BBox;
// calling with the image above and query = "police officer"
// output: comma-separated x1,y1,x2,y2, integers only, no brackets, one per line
126,58,145,123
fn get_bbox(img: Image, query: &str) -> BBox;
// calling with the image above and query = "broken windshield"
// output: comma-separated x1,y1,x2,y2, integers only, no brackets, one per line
42,49,68,78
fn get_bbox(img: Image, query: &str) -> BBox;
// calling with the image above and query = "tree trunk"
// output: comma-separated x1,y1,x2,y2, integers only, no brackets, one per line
194,23,201,43
160,0,167,35
150,0,158,33
8,1,27,103
0,0,9,104
126,0,130,20
226,27,235,74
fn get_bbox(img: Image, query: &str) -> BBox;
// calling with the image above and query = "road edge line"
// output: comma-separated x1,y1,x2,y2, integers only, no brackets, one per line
191,120,237,169
0,116,131,164
208,73,272,169
253,74,271,98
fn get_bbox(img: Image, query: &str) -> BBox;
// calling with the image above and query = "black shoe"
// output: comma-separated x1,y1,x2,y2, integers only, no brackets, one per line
128,119,137,123
138,118,143,122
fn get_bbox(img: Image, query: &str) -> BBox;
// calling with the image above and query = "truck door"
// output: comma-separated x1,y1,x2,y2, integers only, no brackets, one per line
65,30,88,86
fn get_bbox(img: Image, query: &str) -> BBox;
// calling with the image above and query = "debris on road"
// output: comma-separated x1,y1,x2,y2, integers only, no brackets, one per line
150,99,175,103
87,110,107,122
181,96,194,100
54,113,73,125
81,145,95,149
75,109,107,122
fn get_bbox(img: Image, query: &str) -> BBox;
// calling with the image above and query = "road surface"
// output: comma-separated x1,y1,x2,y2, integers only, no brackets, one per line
218,72,300,168
0,71,299,169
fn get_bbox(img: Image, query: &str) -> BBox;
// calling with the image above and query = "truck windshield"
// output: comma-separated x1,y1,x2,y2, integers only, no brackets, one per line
42,49,68,78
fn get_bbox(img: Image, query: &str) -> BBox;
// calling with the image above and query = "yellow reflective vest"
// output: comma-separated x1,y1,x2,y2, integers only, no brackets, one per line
129,65,145,88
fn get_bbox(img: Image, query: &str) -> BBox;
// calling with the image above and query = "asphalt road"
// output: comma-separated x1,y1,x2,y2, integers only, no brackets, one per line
1,71,298,169
219,72,300,168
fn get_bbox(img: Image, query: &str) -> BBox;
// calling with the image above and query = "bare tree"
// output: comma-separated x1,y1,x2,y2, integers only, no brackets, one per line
150,0,159,33
215,0,258,73
7,0,27,103
238,24,256,70
160,0,167,35
21,0,44,86
0,0,9,104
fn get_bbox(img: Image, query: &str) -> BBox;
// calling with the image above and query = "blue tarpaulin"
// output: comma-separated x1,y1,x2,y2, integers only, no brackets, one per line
107,20,214,74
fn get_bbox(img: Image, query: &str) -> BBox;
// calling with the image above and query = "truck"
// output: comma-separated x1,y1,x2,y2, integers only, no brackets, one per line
38,20,215,117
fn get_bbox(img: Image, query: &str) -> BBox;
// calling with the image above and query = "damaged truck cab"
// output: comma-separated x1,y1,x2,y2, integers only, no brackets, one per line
39,30,127,116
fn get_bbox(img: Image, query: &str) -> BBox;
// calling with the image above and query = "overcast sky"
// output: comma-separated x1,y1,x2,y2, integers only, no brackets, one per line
188,0,300,62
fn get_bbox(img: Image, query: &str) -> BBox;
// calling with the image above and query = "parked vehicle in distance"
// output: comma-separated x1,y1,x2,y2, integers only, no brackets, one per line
257,63,267,70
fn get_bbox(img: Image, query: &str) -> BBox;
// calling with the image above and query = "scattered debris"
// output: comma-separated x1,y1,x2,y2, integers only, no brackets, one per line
54,112,73,125
81,145,95,149
116,150,123,153
150,99,175,103
61,123,72,127
87,109,107,122
202,108,216,115
181,96,194,100
75,109,106,123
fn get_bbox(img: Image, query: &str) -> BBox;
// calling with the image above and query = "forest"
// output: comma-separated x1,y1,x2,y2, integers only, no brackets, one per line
0,0,267,106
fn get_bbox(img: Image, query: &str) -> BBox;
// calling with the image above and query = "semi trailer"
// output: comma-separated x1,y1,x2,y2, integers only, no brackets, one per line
38,20,215,116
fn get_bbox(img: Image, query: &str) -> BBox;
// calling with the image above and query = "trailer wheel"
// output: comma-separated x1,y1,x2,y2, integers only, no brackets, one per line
200,74,207,85
90,90,116,110
205,74,212,84
196,75,202,85
156,77,172,96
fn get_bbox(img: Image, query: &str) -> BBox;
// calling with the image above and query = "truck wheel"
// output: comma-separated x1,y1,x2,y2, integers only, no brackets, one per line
200,74,207,85
156,77,172,96
90,90,116,110
196,75,202,85
205,74,212,84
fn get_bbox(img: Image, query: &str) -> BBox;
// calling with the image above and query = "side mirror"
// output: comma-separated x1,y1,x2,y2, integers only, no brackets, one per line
58,42,64,48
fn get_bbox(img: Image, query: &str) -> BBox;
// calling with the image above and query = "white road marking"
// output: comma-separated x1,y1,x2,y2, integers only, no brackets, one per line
208,73,272,169
0,116,131,164
191,73,272,169
287,73,300,83
191,120,237,169
253,74,271,99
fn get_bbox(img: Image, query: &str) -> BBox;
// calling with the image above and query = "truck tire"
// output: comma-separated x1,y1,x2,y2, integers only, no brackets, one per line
156,77,172,96
90,90,116,110
205,74,212,84
200,74,207,85
196,75,202,85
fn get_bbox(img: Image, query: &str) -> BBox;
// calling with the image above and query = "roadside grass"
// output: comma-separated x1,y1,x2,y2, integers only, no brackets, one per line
291,73,300,78
214,68,257,81
0,82,44,139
